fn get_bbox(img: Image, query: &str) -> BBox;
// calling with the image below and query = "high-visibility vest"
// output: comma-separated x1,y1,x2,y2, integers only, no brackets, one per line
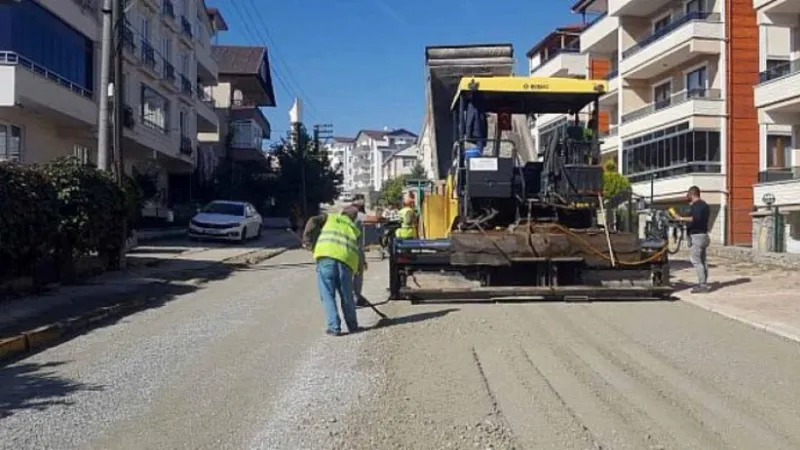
395,207,416,239
313,214,361,273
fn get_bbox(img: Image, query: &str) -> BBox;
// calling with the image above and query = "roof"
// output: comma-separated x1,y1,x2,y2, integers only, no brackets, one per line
331,136,356,143
206,7,229,31
356,128,418,141
212,46,266,74
571,0,604,13
382,144,419,167
525,25,585,58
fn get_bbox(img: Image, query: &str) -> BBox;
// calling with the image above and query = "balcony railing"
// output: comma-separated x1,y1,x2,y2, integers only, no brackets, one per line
621,88,721,123
141,40,157,71
196,85,213,104
622,12,721,59
179,136,193,155
180,75,192,96
162,0,175,19
162,62,175,82
601,125,619,137
582,11,608,31
626,162,722,184
758,168,799,183
759,59,800,84
0,51,92,98
122,26,136,53
231,98,259,108
180,16,193,38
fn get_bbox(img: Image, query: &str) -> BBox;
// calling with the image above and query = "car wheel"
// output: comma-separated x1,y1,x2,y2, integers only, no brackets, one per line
256,225,262,239
239,226,248,243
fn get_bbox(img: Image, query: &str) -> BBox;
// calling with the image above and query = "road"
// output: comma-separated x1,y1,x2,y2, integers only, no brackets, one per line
2,250,800,449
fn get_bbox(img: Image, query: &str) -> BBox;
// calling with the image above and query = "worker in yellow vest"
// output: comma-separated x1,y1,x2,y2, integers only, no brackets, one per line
302,205,362,336
395,195,418,239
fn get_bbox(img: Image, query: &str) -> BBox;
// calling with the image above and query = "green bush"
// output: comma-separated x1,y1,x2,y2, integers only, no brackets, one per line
0,163,60,279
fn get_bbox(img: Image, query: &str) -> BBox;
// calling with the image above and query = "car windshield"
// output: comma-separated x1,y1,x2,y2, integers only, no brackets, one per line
202,202,245,216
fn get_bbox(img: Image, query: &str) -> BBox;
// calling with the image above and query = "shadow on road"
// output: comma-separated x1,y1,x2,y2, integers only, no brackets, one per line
672,277,752,294
372,308,459,329
239,262,317,271
669,260,718,271
0,361,103,419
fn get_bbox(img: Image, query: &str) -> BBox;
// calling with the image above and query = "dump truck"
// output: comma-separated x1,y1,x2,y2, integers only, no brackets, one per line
387,44,674,302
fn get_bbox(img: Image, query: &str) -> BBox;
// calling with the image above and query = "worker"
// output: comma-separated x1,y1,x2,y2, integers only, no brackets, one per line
351,199,370,307
671,185,711,293
395,194,418,239
584,118,596,141
302,205,362,336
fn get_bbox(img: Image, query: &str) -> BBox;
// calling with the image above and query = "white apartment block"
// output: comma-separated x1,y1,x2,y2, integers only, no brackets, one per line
0,0,101,164
753,0,800,252
325,137,356,191
572,0,762,246
382,144,420,182
121,0,220,205
352,128,417,192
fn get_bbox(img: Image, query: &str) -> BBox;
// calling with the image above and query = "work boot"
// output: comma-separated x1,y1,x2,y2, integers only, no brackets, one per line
690,285,711,294
325,329,343,337
355,295,368,307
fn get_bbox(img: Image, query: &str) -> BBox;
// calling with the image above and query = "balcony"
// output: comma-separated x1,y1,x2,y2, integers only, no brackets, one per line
161,61,176,88
179,75,193,99
631,170,723,202
121,26,137,62
196,43,218,82
179,136,193,155
608,0,672,17
600,70,619,108
600,125,620,153
162,0,175,19
140,40,159,77
0,51,96,126
754,0,800,24
529,47,586,77
180,16,193,45
620,89,724,136
619,12,723,79
195,85,218,133
581,13,620,54
38,0,99,40
141,0,158,11
755,59,800,120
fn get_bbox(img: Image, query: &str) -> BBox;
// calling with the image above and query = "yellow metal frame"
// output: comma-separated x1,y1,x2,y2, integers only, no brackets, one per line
451,76,608,109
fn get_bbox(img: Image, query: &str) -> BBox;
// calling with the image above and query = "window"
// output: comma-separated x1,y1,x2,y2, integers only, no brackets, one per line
179,109,188,136
622,126,721,182
765,58,790,80
140,16,151,41
403,158,414,168
179,0,188,17
179,51,189,75
686,66,707,98
653,81,672,109
0,124,23,162
766,134,792,168
685,0,704,14
162,37,172,64
653,14,671,32
140,84,170,132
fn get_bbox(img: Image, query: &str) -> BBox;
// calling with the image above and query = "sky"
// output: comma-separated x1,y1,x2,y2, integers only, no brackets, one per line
212,0,580,140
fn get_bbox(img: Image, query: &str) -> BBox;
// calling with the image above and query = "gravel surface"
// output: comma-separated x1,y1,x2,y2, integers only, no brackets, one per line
3,253,800,449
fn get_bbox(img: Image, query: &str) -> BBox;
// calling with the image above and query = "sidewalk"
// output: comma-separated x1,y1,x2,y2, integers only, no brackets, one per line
671,254,800,342
0,230,297,349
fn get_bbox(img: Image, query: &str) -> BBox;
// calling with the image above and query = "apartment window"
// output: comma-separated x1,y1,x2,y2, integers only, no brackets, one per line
140,16,151,41
766,134,792,168
685,0,705,14
179,0,188,17
622,122,720,182
179,109,188,136
73,144,90,164
162,37,172,63
403,158,414,168
653,81,672,110
179,51,189,75
686,66,707,98
140,84,170,132
0,123,23,162
653,13,671,32
0,0,95,92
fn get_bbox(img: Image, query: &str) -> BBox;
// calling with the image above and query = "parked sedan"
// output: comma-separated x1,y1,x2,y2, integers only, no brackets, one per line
188,201,262,242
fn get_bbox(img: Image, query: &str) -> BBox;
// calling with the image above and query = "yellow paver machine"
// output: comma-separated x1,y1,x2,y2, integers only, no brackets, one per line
388,44,674,302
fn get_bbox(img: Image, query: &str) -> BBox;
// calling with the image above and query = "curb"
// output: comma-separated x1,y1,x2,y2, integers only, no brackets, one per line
680,296,800,344
0,246,294,364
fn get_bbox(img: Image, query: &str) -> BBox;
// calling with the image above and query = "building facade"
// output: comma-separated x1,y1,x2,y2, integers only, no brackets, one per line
382,144,420,182
352,128,417,192
325,136,356,191
753,0,800,252
571,0,760,246
0,0,100,164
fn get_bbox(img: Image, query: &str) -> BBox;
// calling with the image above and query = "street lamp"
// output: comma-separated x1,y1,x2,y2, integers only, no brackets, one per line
762,192,775,209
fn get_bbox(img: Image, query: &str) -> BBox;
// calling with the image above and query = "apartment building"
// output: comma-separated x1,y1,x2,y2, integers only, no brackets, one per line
526,25,615,160
572,0,760,246
325,136,356,190
753,0,800,252
352,128,417,192
382,144,420,182
197,45,275,165
0,0,100,163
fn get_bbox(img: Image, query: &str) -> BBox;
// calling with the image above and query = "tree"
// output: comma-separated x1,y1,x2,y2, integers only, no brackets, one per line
601,159,630,200
379,176,407,206
269,125,343,219
409,162,427,180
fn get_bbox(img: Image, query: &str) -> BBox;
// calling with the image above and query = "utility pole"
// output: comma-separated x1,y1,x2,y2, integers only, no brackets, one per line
97,0,113,171
112,0,125,184
310,124,333,218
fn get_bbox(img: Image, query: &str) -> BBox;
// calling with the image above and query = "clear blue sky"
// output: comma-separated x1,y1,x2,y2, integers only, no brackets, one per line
212,0,580,139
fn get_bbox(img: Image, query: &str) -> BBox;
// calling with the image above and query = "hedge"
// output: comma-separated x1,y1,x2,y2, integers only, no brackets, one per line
0,157,142,285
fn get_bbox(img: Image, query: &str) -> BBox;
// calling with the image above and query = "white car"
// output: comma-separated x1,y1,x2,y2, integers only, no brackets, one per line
188,200,263,242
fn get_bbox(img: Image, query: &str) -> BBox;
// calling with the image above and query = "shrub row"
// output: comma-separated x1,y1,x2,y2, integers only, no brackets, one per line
0,157,142,285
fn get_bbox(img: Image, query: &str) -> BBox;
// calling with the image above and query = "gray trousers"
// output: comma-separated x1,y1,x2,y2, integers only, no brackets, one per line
689,233,710,286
